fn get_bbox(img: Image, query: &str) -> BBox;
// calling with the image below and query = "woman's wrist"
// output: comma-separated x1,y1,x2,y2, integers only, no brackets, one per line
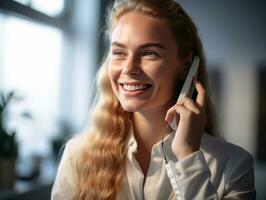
172,145,199,160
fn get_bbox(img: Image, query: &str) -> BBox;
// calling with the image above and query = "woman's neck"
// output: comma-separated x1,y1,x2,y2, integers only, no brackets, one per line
132,105,172,151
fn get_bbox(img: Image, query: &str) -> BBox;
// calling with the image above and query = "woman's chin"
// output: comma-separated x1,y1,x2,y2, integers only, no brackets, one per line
120,103,142,112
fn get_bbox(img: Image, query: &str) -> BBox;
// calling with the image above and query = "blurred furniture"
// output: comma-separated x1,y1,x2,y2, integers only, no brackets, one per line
0,155,56,200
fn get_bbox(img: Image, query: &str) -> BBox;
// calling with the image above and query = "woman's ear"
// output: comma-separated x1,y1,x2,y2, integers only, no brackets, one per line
178,51,194,80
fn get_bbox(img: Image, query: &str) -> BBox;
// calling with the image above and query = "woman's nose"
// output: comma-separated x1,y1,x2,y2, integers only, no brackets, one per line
122,55,141,75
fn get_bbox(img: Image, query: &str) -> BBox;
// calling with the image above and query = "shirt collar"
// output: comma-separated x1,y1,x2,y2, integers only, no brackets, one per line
126,125,216,163
126,124,177,160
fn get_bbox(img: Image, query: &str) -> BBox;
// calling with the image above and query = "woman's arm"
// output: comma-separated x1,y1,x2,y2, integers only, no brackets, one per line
170,150,255,200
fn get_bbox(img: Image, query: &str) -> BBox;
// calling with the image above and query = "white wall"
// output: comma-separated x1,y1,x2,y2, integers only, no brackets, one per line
179,0,266,155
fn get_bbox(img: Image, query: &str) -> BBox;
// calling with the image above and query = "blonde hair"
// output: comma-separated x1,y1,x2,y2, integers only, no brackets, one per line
73,0,217,199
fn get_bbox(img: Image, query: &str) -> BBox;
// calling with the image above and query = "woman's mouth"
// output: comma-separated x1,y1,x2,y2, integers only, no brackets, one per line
119,83,152,96
122,84,151,91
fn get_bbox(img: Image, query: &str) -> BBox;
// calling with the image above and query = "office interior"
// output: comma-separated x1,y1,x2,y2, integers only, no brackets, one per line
0,0,265,199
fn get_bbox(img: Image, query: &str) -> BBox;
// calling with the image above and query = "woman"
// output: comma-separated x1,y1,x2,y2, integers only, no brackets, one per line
51,0,256,199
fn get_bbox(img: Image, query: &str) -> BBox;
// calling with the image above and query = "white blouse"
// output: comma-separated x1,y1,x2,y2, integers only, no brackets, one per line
51,130,256,200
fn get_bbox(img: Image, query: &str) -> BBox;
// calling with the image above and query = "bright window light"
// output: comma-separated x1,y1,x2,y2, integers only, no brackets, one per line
0,14,63,157
13,0,30,5
13,0,65,17
31,0,65,17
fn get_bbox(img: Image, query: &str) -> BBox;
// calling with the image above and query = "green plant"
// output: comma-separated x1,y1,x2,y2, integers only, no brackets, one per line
0,91,18,159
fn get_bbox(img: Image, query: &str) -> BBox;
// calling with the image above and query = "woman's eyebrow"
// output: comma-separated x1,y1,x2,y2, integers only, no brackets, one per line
111,41,126,48
111,41,166,49
139,43,166,50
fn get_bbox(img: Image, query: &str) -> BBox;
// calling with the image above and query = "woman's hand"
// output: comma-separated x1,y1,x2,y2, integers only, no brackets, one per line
165,79,207,160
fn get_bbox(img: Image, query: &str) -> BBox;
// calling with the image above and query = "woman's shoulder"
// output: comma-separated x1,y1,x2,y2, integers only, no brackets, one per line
64,132,88,156
200,133,255,197
51,133,87,200
201,133,254,165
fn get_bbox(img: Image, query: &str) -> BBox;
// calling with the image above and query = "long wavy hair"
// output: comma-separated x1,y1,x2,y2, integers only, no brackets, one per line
73,0,217,199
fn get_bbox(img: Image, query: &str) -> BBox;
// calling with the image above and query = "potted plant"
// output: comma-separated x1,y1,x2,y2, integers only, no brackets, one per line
0,91,18,189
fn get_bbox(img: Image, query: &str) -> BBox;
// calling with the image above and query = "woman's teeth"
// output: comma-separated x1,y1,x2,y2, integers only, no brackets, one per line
122,84,149,91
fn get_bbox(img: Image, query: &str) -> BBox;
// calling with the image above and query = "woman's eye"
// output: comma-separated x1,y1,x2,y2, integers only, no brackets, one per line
111,50,125,57
142,50,159,58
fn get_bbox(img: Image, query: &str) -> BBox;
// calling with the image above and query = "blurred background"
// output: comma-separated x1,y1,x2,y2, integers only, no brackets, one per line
0,0,265,199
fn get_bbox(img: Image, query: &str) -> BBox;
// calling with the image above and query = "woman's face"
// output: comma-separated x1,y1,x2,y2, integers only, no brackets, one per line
108,11,186,112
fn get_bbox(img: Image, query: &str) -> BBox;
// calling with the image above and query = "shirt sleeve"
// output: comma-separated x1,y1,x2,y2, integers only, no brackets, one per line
171,150,255,200
51,141,77,200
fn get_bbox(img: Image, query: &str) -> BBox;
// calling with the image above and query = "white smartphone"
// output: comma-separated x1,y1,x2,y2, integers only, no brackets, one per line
170,56,200,130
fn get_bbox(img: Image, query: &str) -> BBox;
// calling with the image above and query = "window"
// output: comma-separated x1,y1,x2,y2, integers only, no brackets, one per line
0,0,99,194
0,13,63,158
13,0,64,17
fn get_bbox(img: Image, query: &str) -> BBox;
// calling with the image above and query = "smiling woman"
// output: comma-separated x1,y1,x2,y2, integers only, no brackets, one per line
51,0,256,199
109,11,180,113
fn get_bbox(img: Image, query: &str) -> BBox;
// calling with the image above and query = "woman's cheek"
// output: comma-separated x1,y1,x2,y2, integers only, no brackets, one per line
146,62,172,81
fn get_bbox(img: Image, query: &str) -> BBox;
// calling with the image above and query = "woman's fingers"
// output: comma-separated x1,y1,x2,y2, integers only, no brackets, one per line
165,97,200,123
165,104,185,124
165,79,206,125
193,78,206,109
165,106,176,124
178,97,200,114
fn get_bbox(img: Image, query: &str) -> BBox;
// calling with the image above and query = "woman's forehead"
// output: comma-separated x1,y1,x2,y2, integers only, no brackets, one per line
110,11,176,48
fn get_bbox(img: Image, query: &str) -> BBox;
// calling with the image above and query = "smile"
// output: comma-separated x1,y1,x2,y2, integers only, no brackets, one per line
122,84,151,91
119,83,152,97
